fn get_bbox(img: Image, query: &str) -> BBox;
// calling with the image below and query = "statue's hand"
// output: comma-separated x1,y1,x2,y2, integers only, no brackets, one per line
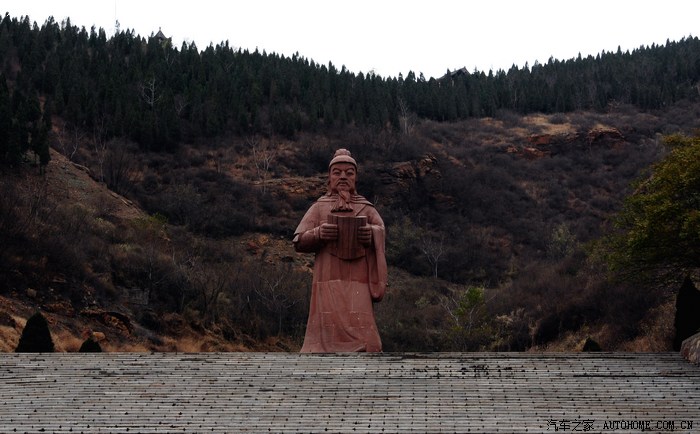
358,225,372,247
319,223,338,241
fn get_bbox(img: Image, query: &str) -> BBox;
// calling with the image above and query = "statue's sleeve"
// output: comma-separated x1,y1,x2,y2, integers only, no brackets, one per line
366,208,388,302
293,202,323,253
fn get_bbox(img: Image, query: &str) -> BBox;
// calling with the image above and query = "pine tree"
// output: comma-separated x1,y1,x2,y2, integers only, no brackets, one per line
35,100,52,173
0,73,10,162
604,134,700,283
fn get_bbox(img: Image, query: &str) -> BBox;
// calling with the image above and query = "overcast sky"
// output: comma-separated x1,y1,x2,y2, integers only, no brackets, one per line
3,0,699,79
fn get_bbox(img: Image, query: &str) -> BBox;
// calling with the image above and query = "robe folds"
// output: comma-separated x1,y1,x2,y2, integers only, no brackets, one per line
293,194,387,353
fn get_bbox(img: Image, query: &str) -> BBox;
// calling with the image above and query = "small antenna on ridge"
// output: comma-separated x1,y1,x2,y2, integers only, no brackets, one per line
114,0,120,34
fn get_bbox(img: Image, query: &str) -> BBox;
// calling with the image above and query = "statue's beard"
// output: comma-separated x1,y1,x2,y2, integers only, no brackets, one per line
331,190,353,212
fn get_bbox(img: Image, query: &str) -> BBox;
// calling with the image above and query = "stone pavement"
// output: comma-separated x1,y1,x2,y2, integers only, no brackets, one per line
1,352,699,433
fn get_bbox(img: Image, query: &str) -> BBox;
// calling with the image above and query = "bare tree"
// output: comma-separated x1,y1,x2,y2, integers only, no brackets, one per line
253,262,305,336
163,50,175,68
140,77,161,109
247,136,276,194
420,230,445,279
208,150,225,174
92,114,109,183
174,94,189,117
397,96,414,136
0,177,54,257
173,246,241,327
55,122,84,162
104,139,137,195
116,214,176,307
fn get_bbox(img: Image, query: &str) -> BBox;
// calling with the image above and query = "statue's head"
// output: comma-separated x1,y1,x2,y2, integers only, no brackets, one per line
328,149,357,195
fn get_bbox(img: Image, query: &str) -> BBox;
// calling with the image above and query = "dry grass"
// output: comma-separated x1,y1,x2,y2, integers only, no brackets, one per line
45,148,144,221
0,302,30,352
618,299,675,352
101,341,152,352
52,330,84,352
533,298,676,353
0,324,21,352
520,113,576,135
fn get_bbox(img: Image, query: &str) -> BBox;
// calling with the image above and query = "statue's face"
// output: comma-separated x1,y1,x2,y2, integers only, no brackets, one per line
329,163,357,194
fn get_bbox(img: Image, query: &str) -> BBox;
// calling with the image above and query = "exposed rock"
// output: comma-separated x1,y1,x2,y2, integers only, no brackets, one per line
680,332,700,364
381,154,440,187
80,309,133,336
378,154,453,211
80,328,106,342
42,300,77,317
0,312,16,328
522,146,550,159
245,240,260,254
521,127,626,159
379,154,441,203
586,127,625,145
46,149,144,221
527,134,559,147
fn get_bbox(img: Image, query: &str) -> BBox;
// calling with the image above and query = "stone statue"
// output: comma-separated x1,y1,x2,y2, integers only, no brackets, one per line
293,149,387,352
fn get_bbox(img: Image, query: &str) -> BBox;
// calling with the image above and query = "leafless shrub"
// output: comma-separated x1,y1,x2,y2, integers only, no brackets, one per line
0,177,51,249
54,122,84,162
549,113,567,124
494,109,525,127
250,260,308,337
103,139,138,196
247,136,277,194
374,273,451,351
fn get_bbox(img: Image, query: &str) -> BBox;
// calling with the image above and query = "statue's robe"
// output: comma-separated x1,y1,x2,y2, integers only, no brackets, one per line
293,194,387,352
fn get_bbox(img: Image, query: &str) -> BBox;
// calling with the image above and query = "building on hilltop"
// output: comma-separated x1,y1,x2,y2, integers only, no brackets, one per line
441,67,469,80
439,67,470,87
153,28,171,45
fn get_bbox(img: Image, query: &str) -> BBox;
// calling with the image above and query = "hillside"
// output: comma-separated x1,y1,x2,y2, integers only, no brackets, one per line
3,101,695,353
3,13,699,352
0,148,295,352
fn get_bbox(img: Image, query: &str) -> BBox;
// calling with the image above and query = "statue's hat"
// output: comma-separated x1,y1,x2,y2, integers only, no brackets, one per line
328,149,357,169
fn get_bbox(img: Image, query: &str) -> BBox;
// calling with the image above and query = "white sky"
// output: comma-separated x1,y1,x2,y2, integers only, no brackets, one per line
3,0,699,79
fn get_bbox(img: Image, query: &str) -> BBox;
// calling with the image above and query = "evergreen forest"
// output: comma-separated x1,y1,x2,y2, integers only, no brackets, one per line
3,13,700,162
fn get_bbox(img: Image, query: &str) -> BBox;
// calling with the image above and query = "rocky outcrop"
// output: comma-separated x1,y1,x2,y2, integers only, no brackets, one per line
380,154,440,188
80,309,133,336
379,154,454,210
528,127,624,147
680,332,700,365
514,127,626,159
507,145,551,159
585,127,625,145
0,312,16,328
